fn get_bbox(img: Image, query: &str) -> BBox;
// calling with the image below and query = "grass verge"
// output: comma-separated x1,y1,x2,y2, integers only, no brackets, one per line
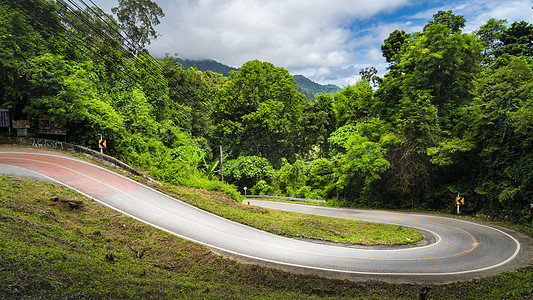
157,184,422,246
1,175,533,299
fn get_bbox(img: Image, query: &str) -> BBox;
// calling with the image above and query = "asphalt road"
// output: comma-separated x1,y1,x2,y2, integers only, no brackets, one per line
1,148,532,284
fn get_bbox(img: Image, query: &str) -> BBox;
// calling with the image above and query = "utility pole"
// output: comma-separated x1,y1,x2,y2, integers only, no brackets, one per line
530,203,533,237
220,146,224,182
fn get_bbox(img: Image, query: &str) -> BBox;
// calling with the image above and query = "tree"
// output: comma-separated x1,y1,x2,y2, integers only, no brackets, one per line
161,54,223,147
425,10,466,34
225,156,275,190
214,60,304,164
328,120,400,206
112,0,164,56
374,11,482,208
298,94,336,158
381,29,410,74
378,16,482,142
464,57,533,222
273,159,307,196
497,21,533,57
359,67,381,87
21,53,125,145
476,18,507,63
334,80,375,127
0,0,65,119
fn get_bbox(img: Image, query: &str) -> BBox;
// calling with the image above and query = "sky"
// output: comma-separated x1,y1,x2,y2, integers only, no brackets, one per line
89,0,533,87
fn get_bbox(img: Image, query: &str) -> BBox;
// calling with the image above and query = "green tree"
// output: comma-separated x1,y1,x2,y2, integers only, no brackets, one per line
112,0,164,56
381,30,410,65
425,10,466,33
497,21,533,58
359,67,382,87
273,159,307,197
378,13,482,148
0,0,64,119
464,57,533,222
334,80,376,127
161,54,223,147
22,53,125,146
328,120,400,206
476,18,507,63
306,158,334,191
225,155,275,190
214,60,304,164
298,94,336,158
374,11,483,208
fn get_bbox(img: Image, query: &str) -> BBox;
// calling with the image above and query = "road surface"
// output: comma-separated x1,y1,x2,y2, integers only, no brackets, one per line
1,148,531,284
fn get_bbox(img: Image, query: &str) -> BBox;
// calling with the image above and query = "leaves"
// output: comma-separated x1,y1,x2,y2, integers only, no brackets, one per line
112,0,165,55
427,138,474,166
225,156,274,189
214,60,304,162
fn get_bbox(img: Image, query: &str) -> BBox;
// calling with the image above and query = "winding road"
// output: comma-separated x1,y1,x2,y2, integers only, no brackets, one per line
1,147,532,284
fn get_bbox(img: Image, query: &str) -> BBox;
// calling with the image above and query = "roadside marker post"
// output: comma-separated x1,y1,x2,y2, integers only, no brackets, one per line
97,134,106,154
455,193,464,214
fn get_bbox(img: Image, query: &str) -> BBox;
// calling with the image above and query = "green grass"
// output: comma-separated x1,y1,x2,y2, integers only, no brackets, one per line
1,175,533,299
157,184,422,246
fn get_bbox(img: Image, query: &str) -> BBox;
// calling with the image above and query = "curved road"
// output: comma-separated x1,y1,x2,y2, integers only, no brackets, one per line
1,149,532,284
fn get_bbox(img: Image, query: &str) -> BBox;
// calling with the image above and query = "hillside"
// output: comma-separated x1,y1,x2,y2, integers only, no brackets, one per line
293,74,341,97
178,59,237,76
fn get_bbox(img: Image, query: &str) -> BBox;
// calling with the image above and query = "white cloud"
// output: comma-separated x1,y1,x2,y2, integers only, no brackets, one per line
90,0,533,87
146,0,410,83
461,0,533,32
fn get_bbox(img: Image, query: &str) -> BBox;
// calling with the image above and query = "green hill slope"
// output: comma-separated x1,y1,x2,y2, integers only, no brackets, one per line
178,59,237,76
293,74,341,99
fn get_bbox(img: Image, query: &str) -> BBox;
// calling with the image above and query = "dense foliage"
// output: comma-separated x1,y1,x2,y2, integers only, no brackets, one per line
1,2,532,224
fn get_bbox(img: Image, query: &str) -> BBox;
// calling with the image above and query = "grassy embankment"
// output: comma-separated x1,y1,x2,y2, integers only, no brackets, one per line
1,175,533,299
157,183,421,246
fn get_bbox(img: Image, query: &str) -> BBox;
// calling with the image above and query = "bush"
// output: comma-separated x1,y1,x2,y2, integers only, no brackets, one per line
225,156,274,189
250,180,273,195
272,159,306,195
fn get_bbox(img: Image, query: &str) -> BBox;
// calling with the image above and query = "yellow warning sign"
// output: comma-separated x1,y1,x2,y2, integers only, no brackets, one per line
455,197,465,205
99,139,106,149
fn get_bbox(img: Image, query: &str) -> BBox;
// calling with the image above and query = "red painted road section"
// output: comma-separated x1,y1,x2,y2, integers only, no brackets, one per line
0,152,141,199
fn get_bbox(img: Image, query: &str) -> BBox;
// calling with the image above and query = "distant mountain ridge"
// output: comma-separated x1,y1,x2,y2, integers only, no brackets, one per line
178,59,237,76
292,75,340,101
178,59,340,101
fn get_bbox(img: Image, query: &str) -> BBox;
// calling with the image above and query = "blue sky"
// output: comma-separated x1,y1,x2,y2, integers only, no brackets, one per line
91,0,533,87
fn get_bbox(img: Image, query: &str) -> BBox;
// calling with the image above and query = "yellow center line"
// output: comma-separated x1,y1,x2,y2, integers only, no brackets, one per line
1,154,479,262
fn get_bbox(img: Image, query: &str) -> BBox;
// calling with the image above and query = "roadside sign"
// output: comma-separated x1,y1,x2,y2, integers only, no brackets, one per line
38,115,66,135
0,108,9,127
99,139,106,149
455,197,465,205
12,120,30,129
12,120,30,137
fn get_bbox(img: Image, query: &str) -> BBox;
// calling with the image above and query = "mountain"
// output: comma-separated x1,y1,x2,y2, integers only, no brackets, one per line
178,59,237,76
293,75,340,101
178,59,340,101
